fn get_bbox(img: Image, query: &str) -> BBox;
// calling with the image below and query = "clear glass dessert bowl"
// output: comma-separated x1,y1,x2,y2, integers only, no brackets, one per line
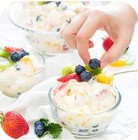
0,47,46,98
8,1,86,55
48,84,121,138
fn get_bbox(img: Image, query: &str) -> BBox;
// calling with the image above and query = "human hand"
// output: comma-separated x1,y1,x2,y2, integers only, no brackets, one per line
61,2,137,68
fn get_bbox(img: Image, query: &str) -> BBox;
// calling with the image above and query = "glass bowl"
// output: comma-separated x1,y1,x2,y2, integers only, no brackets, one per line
8,1,86,55
0,49,46,98
48,85,121,138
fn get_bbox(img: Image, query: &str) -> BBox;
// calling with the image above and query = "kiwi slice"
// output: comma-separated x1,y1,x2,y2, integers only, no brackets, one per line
62,65,75,76
84,65,102,76
0,48,10,58
0,57,14,70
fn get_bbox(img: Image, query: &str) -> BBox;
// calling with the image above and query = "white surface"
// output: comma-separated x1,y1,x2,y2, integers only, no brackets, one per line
0,1,138,140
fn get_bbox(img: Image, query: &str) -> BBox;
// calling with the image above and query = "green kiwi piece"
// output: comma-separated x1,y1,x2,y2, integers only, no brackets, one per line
0,48,10,58
0,57,14,70
62,65,75,76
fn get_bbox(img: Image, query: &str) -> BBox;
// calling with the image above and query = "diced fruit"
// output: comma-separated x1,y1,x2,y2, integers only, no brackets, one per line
103,37,113,51
103,37,129,53
0,111,29,139
75,65,85,75
21,55,32,63
62,65,75,76
110,59,127,67
57,73,81,82
0,57,14,70
80,71,92,82
96,72,114,84
0,48,10,57
5,46,23,53
89,58,101,69
85,65,102,76
34,118,62,139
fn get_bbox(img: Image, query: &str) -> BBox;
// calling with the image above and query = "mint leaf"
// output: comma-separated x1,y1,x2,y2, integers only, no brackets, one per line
36,118,62,139
40,118,49,126
85,65,102,76
47,123,62,139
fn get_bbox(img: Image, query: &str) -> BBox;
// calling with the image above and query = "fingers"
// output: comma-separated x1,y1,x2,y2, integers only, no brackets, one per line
61,9,91,49
61,9,106,64
100,29,131,68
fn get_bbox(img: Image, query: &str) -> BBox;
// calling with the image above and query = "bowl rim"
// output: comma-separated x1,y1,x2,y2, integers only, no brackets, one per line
48,84,121,115
8,2,64,36
27,51,46,76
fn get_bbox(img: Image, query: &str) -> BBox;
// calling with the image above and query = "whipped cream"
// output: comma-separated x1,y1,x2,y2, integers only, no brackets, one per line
0,54,45,97
53,79,116,114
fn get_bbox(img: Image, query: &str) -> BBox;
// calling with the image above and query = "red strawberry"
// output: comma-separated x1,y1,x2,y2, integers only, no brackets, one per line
57,73,81,83
0,111,29,139
5,46,23,53
103,37,114,51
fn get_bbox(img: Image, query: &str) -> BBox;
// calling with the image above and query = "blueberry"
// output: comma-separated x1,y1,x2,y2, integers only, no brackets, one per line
20,49,29,57
89,58,100,69
34,121,43,128
11,52,22,62
75,65,85,75
56,28,60,32
80,71,92,82
34,121,45,137
55,1,61,6
36,15,42,22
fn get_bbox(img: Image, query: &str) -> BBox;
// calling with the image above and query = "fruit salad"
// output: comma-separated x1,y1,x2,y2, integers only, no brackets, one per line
49,59,121,137
0,46,45,97
13,1,85,54
53,59,115,114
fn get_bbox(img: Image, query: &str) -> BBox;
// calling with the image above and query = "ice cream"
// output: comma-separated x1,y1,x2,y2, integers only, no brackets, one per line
0,46,45,98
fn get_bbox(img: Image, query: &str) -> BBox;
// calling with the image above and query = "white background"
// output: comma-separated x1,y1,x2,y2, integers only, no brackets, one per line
0,0,138,140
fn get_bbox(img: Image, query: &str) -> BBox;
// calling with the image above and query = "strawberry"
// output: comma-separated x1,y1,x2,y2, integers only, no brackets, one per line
57,73,81,83
102,37,114,51
0,111,29,139
5,46,23,53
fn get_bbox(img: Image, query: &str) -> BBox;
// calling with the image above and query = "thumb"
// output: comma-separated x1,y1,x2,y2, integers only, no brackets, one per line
100,40,128,68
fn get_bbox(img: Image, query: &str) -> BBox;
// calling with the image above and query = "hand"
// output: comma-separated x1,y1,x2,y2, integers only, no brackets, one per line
61,2,137,68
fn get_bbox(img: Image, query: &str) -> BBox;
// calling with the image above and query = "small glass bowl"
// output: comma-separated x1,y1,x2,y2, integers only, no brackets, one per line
8,1,86,55
0,51,45,98
48,85,121,138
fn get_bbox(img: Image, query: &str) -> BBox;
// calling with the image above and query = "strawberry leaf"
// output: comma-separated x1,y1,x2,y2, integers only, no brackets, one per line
46,123,62,139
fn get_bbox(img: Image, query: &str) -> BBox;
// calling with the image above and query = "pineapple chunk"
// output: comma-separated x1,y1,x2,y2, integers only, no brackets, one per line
110,59,127,67
96,72,114,84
